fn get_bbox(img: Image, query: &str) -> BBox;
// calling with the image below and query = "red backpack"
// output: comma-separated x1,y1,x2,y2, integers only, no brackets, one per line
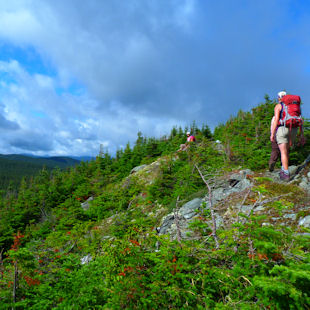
278,94,304,145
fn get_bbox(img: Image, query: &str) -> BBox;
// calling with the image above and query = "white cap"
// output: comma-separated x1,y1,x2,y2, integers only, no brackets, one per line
278,91,286,98
186,131,190,135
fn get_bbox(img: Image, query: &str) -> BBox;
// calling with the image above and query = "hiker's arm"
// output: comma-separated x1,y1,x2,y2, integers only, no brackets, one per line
270,104,281,142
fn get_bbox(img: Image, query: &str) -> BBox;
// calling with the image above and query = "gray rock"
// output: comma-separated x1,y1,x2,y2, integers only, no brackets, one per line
211,187,226,204
81,254,92,265
229,173,243,182
158,214,175,234
298,215,310,228
300,233,310,237
158,215,196,240
283,214,297,220
159,169,254,239
231,178,252,192
130,164,147,174
254,206,265,212
299,177,310,192
159,198,203,235
81,196,94,211
307,172,310,179
236,205,252,214
289,165,298,175
294,232,310,237
179,198,203,219
215,214,224,228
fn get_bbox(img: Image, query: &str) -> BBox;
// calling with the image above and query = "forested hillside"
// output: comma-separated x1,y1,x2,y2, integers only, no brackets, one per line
0,155,80,191
0,97,309,309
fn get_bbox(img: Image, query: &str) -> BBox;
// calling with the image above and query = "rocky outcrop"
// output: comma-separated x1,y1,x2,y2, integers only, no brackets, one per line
157,166,310,241
124,158,164,187
92,156,310,242
81,254,92,265
81,196,94,211
298,215,310,228
130,165,147,174
158,170,254,240
158,198,203,239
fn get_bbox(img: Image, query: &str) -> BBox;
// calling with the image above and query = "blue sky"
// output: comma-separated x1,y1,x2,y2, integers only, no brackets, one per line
0,0,309,156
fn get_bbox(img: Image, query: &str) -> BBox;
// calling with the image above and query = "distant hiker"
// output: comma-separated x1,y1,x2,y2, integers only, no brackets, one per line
270,91,304,180
186,131,196,143
269,116,280,172
178,131,196,152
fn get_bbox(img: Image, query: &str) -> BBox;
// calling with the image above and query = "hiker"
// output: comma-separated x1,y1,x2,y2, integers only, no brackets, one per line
270,91,304,180
269,116,280,172
186,131,196,143
178,131,196,152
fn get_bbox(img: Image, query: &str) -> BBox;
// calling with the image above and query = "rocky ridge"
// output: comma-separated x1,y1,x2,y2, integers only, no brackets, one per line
82,156,310,246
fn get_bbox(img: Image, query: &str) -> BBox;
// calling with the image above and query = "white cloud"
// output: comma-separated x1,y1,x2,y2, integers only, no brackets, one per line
0,0,309,156
0,8,41,43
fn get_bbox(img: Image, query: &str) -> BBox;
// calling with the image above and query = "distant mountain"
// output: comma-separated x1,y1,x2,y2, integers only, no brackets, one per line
0,154,80,191
71,155,95,162
20,153,95,162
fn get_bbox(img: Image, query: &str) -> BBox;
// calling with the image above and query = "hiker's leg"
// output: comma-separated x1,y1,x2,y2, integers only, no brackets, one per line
269,141,280,171
278,143,289,170
276,127,290,171
269,141,280,164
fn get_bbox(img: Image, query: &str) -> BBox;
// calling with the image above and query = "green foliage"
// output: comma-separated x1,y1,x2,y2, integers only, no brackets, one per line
0,98,310,308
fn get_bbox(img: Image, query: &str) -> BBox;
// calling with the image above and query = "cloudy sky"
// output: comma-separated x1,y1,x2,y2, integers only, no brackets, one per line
0,0,309,157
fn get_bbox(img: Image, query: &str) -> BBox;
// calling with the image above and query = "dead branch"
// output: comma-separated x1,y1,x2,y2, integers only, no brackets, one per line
293,153,310,176
195,164,219,249
127,197,138,210
246,192,263,218
248,237,255,258
232,187,252,253
173,196,182,247
237,187,253,223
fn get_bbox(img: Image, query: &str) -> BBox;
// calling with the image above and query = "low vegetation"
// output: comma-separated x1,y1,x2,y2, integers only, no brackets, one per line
0,96,309,309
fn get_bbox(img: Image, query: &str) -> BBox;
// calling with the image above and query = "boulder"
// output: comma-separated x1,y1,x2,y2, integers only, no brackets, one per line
130,164,147,174
81,254,92,265
81,196,94,211
299,177,310,193
178,198,203,219
158,198,203,239
298,215,310,228
283,214,297,220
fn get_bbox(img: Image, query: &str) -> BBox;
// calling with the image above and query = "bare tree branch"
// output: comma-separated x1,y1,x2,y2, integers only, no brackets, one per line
195,164,219,249
237,187,253,223
174,196,183,248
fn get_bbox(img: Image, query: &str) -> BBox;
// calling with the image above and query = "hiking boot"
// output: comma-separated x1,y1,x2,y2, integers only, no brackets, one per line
269,162,276,172
279,170,290,181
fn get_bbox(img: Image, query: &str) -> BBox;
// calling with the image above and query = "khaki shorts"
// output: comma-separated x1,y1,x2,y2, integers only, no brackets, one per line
276,126,298,145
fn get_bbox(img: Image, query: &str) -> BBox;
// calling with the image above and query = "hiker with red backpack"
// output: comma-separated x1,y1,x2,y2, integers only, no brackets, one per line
177,131,196,152
186,131,196,143
270,91,304,181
